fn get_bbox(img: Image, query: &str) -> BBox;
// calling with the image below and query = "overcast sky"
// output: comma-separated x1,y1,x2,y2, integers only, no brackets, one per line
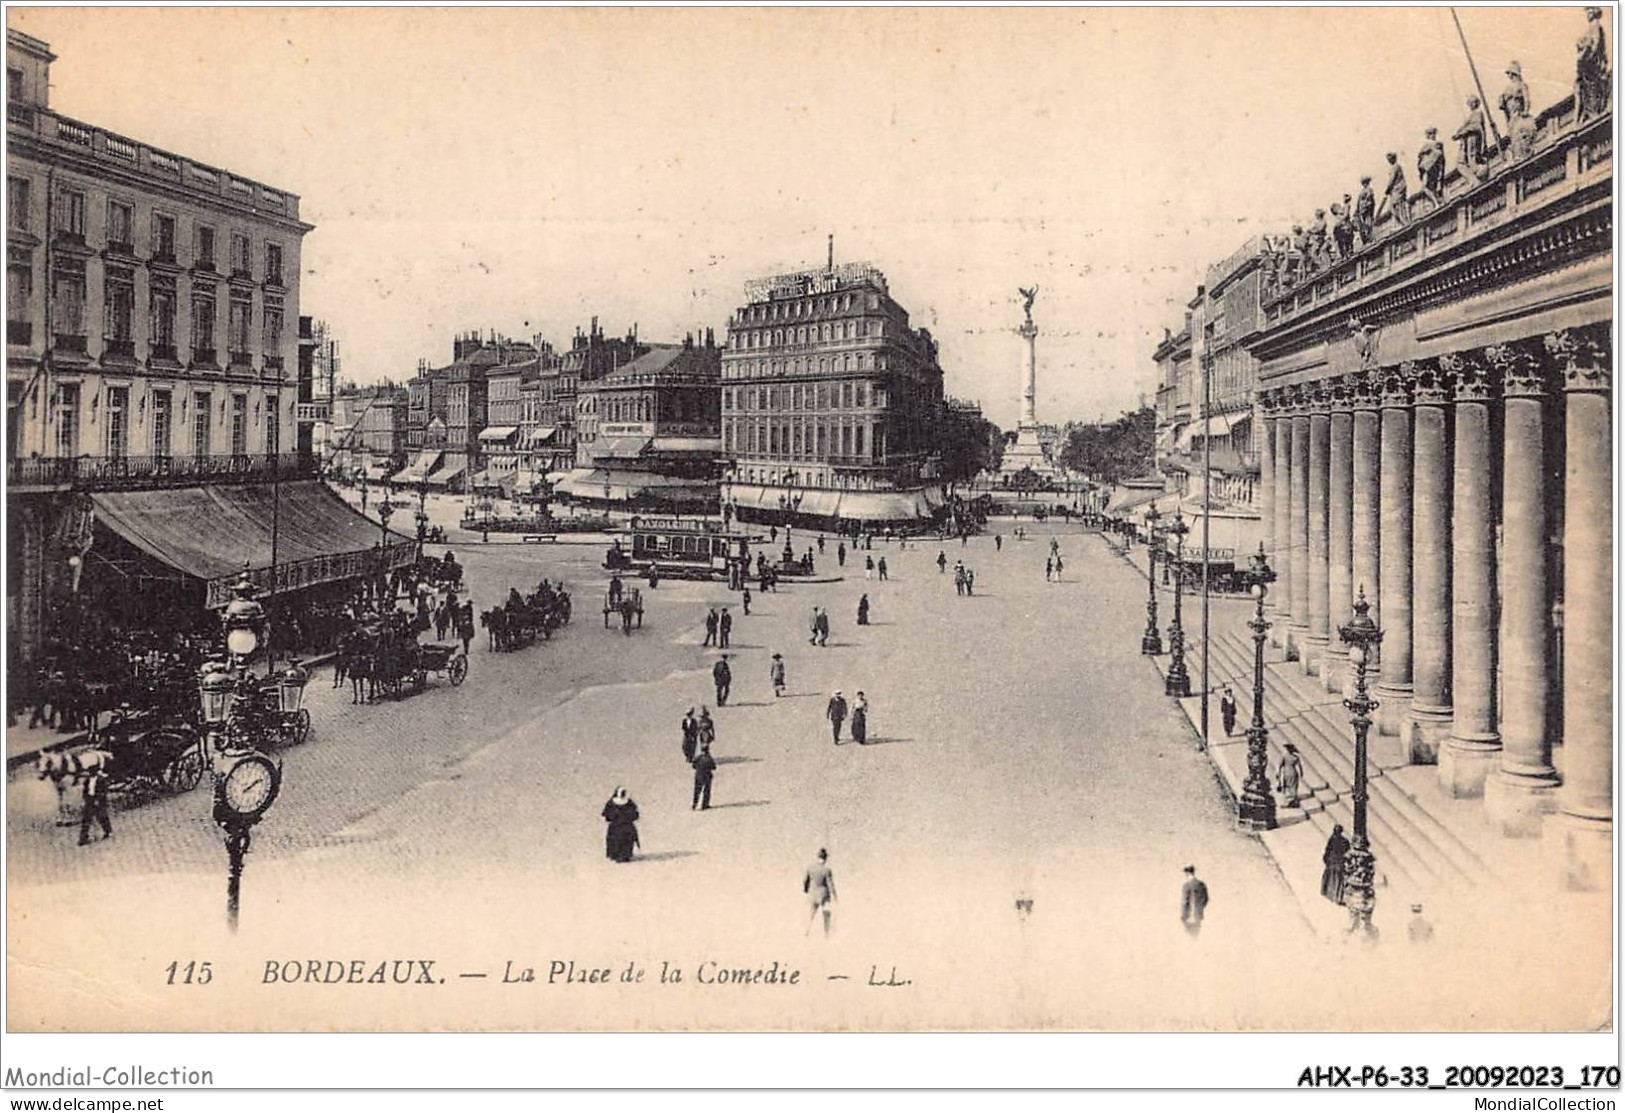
11,6,1587,428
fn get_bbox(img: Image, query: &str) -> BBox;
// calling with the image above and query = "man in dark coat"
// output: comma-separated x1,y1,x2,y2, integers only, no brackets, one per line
1180,865,1208,937
713,656,732,706
703,607,719,647
78,765,112,846
1321,824,1351,905
826,690,848,744
837,541,846,567
696,707,716,751
681,708,699,764
691,745,717,811
1219,686,1239,736
718,607,733,649
816,609,830,647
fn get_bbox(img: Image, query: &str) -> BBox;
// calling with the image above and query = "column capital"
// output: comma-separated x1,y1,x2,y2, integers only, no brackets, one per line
1545,328,1612,394
1306,381,1334,415
1409,358,1452,406
1349,371,1383,411
1486,342,1546,398
1380,365,1414,408
1258,388,1281,418
1443,350,1497,404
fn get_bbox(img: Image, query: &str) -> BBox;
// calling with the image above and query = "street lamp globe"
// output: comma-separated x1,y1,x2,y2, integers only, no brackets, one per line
198,660,235,725
278,659,310,714
221,568,265,661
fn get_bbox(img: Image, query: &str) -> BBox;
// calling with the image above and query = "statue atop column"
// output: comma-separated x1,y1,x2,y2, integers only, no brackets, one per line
1018,286,1039,333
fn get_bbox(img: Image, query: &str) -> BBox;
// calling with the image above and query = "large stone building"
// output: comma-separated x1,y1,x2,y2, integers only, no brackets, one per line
551,318,646,473
1248,79,1611,890
4,30,408,659
720,261,947,526
556,332,721,515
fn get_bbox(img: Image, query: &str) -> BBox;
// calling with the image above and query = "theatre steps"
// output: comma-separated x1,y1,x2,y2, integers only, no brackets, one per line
1201,629,1497,903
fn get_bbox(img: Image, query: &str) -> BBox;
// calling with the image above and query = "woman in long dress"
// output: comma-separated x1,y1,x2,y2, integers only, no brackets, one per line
602,787,640,863
851,692,869,745
1320,823,1350,904
1276,743,1304,807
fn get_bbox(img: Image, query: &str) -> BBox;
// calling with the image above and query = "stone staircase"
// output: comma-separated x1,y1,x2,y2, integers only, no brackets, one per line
1202,629,1499,903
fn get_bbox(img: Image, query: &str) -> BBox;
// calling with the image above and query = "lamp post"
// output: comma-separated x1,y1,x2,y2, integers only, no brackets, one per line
1239,543,1278,830
205,568,282,931
1141,505,1163,655
376,493,395,605
414,484,429,566
1164,510,1192,698
1337,586,1383,940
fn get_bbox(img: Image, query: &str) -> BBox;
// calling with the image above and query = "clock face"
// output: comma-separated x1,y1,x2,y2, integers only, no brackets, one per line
222,755,280,818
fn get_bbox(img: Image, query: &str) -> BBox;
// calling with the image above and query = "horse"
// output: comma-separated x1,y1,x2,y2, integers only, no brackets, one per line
37,746,114,826
480,607,509,652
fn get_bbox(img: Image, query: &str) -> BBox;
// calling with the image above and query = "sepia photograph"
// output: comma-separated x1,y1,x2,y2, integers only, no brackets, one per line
0,2,1617,1091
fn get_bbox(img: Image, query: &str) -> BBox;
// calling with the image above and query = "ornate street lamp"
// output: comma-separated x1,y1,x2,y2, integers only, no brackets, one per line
1238,543,1278,831
1164,510,1192,698
221,566,265,670
377,494,396,603
1141,505,1163,655
1337,586,1383,940
415,481,429,563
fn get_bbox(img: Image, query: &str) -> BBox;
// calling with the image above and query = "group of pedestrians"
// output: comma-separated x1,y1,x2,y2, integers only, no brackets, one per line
952,560,977,596
863,554,889,581
702,606,734,649
825,689,871,745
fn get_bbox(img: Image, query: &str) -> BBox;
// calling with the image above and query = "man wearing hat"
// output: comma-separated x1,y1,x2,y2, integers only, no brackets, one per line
691,741,717,811
712,654,732,707
1180,865,1209,937
1417,127,1446,203
826,690,849,745
769,652,786,698
1577,8,1610,123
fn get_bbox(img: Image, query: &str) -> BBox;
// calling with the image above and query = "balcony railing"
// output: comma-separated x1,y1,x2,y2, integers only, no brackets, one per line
8,451,317,490
7,102,34,127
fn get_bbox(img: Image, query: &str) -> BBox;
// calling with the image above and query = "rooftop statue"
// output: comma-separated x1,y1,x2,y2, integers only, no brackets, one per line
1018,286,1038,328
1576,7,1611,123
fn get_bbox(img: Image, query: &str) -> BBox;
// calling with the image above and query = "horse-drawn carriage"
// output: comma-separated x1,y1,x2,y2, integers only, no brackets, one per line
480,583,571,652
418,550,464,592
339,617,468,701
602,585,644,633
38,713,206,808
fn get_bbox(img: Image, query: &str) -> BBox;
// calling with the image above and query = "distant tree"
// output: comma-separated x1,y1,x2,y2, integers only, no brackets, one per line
938,407,1004,486
1060,406,1156,484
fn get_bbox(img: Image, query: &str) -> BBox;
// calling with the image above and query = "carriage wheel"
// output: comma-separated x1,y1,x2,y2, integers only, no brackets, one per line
449,655,468,686
294,708,312,745
166,749,205,793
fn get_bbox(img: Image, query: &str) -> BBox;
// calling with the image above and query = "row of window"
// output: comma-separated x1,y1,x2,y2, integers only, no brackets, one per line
724,380,883,413
722,418,887,461
50,383,280,460
7,176,286,283
578,392,710,424
736,291,880,324
7,251,285,358
732,318,883,350
723,351,887,379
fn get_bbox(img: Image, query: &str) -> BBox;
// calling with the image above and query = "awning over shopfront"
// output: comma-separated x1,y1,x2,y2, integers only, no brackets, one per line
1190,411,1241,439
1173,423,1195,452
392,449,443,484
470,469,515,493
651,436,721,453
479,426,520,444
91,480,415,608
1104,484,1168,516
363,465,390,482
424,456,467,488
556,468,711,504
725,484,942,522
595,435,652,459
525,426,558,448
833,489,939,522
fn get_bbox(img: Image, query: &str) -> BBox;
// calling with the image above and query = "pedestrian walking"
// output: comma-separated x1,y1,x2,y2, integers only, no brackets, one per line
697,707,716,750
1275,744,1304,807
954,565,966,596
1054,554,1064,581
837,541,847,567
1321,824,1351,905
965,569,975,596
434,603,450,641
1407,903,1434,944
1219,686,1238,736
741,587,752,616
937,551,948,574
826,690,848,744
458,603,475,655
817,535,826,554
704,607,719,648
718,607,733,649
961,532,967,547
856,594,870,626
877,556,888,581
609,574,624,606
865,555,875,580
995,533,1002,552
816,608,830,647
78,765,112,846
809,606,821,645
804,848,837,936
1045,556,1054,582
1180,865,1208,937
602,787,640,863
713,656,732,707
691,745,717,811
851,691,869,744
770,653,786,698
681,708,699,764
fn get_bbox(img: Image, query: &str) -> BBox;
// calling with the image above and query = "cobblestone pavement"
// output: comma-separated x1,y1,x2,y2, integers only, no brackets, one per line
10,522,1602,1031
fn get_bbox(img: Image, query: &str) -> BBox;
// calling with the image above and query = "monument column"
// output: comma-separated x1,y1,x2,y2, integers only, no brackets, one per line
1485,342,1559,834
1288,392,1311,661
1409,360,1453,763
1375,368,1414,738
1440,351,1500,797
1548,328,1612,890
1303,388,1331,676
1324,379,1355,691
1273,396,1294,653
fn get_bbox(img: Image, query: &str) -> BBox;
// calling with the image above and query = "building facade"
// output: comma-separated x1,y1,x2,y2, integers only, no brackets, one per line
721,261,947,525
1249,85,1611,890
5,31,408,663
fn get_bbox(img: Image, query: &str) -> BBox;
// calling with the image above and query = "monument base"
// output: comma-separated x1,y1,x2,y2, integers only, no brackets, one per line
998,424,1066,484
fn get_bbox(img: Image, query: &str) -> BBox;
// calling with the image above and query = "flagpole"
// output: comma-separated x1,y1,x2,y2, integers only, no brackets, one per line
1452,8,1505,149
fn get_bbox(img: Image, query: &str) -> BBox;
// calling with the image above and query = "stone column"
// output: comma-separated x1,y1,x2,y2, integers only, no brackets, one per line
1485,343,1559,834
1547,328,1611,890
1303,391,1331,676
1272,399,1294,652
1375,369,1413,738
1324,380,1355,691
1288,399,1310,661
1409,361,1453,763
1258,394,1277,629
1439,351,1500,796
